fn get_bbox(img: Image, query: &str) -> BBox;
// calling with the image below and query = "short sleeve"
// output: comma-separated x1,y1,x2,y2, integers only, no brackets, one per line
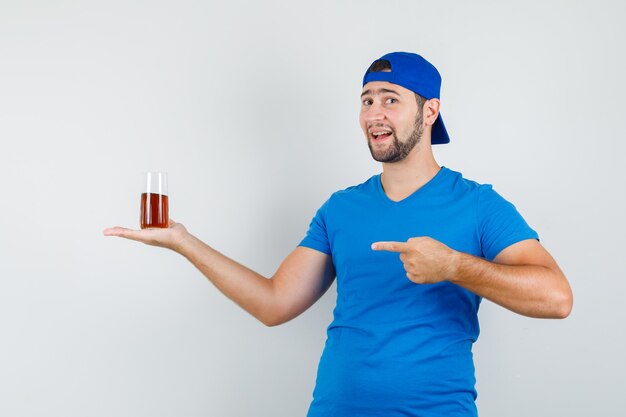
477,184,539,261
298,198,332,255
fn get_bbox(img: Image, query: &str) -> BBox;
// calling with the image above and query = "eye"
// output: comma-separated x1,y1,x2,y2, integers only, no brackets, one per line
362,98,372,106
385,97,397,104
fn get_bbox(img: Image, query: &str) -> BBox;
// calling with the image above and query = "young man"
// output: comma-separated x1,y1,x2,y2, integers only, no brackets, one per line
104,52,573,416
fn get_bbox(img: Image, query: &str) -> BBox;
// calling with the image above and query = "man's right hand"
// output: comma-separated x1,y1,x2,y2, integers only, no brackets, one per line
102,219,335,326
102,219,190,253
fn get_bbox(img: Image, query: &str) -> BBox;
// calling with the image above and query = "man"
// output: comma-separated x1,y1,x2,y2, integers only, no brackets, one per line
104,52,573,416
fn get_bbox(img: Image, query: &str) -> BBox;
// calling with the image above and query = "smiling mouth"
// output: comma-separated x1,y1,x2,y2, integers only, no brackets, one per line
371,131,392,142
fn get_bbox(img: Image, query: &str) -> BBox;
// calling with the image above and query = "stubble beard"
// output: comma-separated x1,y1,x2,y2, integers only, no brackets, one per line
368,112,424,163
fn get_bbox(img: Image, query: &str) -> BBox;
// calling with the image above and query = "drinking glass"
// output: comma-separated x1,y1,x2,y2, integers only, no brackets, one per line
140,172,169,229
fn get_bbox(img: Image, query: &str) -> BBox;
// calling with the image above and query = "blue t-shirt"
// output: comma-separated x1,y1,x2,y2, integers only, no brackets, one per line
299,166,539,417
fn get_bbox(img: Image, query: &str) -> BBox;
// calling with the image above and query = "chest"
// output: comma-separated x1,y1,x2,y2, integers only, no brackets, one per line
327,194,480,274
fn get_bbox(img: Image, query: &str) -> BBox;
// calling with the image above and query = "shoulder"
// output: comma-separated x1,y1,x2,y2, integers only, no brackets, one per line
443,166,504,197
314,175,380,218
312,175,378,216
329,175,379,201
439,166,486,196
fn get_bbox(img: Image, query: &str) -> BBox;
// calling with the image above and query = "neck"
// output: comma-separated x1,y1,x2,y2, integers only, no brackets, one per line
380,135,441,201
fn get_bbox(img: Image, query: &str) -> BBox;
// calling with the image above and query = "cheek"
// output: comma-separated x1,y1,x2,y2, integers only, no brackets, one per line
358,113,367,131
396,113,418,134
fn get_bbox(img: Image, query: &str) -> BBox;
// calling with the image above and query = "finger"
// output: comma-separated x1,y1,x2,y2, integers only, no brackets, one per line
371,241,407,252
406,272,425,284
103,227,122,236
102,226,142,240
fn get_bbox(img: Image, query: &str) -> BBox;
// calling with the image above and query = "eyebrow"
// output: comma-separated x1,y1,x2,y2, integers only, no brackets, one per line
361,88,401,98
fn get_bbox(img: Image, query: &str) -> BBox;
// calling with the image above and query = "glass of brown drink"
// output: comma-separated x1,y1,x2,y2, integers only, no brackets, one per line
140,172,169,229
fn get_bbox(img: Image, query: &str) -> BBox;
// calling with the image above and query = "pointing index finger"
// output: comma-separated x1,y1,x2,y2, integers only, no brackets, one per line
371,241,407,252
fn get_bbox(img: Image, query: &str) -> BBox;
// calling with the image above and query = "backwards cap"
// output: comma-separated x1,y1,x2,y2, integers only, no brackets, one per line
362,52,450,145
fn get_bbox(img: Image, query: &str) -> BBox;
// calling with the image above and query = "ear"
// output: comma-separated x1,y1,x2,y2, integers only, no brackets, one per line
423,99,441,127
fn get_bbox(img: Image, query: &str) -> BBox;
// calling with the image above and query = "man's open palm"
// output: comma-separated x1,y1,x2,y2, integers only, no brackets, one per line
103,219,189,251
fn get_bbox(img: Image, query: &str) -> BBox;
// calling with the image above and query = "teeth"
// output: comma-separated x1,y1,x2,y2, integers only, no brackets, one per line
372,131,391,137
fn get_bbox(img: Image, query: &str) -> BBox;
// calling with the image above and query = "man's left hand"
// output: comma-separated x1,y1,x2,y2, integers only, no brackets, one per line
371,237,459,284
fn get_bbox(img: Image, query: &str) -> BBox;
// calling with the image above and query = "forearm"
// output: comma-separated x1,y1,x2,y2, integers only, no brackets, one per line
450,252,572,319
176,234,277,326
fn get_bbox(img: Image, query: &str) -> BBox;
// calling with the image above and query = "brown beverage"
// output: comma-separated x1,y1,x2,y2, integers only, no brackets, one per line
140,192,169,229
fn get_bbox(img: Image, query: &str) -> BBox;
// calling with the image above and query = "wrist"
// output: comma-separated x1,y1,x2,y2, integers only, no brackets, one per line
447,250,464,283
172,231,196,255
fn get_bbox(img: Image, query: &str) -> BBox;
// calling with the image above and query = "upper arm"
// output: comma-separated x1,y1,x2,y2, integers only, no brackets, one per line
491,238,573,318
270,246,336,325
493,238,563,275
477,184,540,261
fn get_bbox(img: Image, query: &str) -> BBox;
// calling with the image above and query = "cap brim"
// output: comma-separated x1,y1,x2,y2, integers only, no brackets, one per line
431,114,450,145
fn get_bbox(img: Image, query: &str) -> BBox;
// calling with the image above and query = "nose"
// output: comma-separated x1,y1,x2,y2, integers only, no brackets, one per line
364,101,385,123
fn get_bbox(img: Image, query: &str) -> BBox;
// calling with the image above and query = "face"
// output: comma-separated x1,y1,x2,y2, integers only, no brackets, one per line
359,81,424,163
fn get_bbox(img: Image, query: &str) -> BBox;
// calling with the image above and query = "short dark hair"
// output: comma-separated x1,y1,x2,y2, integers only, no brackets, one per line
366,59,427,110
367,59,392,73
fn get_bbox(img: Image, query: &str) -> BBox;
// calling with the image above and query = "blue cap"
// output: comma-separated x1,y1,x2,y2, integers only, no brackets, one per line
362,52,450,145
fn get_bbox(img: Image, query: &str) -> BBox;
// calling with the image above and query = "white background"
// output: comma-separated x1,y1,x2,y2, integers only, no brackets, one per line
1,1,624,416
